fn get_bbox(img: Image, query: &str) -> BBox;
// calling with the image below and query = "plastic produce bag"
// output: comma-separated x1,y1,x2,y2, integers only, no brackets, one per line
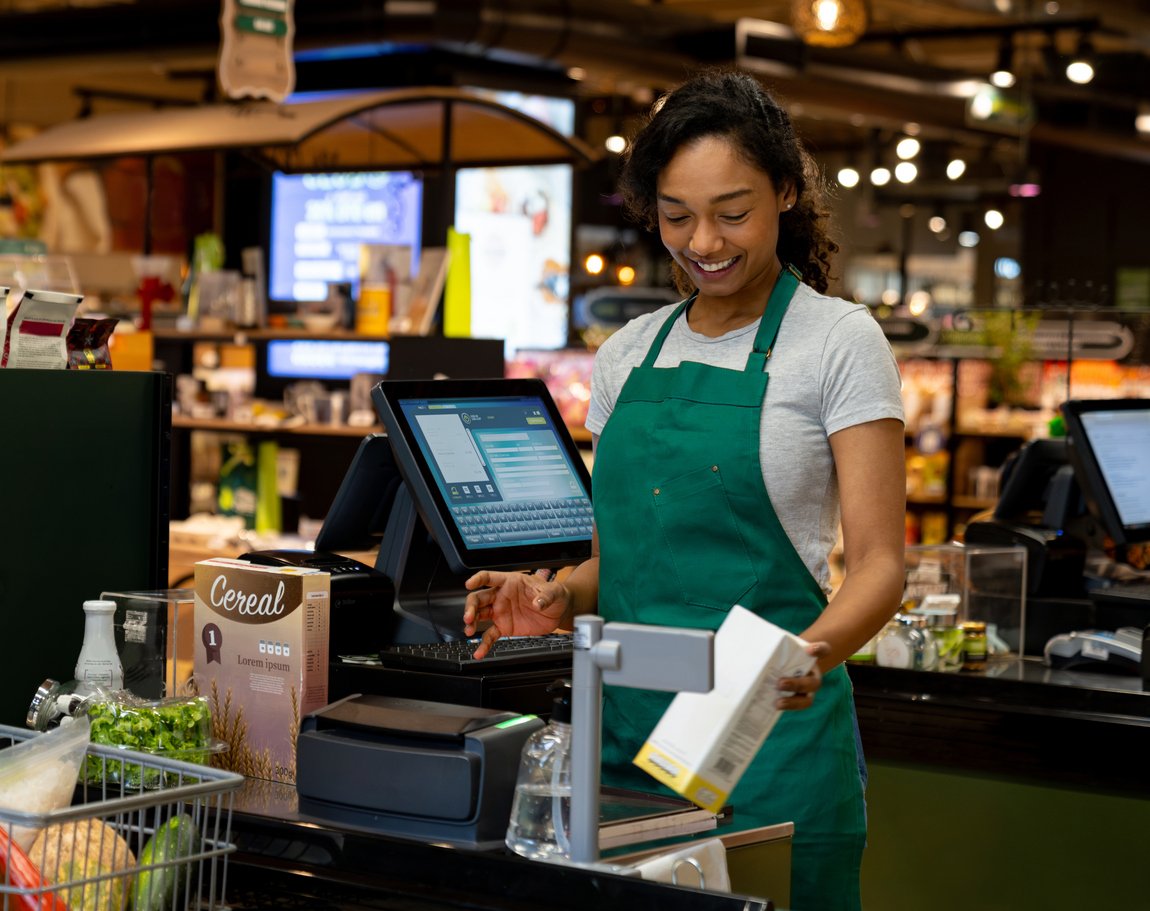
0,715,90,851
85,690,219,789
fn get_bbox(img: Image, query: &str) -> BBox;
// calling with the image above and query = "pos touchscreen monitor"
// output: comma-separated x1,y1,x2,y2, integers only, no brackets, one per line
368,378,592,642
1061,398,1150,547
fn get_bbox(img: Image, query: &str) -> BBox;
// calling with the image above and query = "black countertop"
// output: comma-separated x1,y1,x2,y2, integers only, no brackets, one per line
222,778,771,911
848,656,1150,795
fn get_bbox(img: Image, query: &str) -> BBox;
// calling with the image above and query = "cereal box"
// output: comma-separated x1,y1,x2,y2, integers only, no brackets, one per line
194,557,330,783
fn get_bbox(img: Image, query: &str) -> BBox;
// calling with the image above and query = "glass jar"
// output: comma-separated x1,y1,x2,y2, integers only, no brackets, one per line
905,614,938,671
875,615,931,670
961,621,989,672
916,605,964,673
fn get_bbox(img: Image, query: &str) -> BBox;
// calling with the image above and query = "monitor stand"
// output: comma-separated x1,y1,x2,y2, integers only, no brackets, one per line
376,485,474,644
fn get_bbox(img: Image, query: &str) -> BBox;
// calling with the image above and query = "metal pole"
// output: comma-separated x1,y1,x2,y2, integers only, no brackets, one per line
569,614,603,864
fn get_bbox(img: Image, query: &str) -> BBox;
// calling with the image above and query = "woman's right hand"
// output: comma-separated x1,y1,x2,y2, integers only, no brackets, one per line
463,570,571,658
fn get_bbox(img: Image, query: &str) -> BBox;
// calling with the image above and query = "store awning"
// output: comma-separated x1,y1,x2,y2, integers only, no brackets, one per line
0,87,600,171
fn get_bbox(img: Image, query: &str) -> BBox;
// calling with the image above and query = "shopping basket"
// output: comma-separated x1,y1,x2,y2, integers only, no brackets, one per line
0,724,243,911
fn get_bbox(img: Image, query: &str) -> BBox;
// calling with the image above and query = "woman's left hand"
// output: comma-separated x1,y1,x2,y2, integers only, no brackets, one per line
775,641,830,711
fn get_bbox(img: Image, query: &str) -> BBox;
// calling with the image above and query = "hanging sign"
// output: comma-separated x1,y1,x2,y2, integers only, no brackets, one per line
218,0,296,103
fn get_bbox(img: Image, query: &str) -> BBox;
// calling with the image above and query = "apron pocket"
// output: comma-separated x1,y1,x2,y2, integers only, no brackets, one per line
650,464,759,614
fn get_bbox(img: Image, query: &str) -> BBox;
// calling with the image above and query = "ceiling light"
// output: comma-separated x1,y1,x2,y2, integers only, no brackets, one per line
616,265,637,285
1066,34,1095,85
958,230,980,248
584,253,605,275
895,137,920,159
791,0,869,48
907,290,932,316
1136,103,1150,135
894,161,918,183
870,166,891,186
946,158,967,180
990,36,1016,89
604,134,627,154
984,208,1005,230
837,166,861,188
928,213,947,234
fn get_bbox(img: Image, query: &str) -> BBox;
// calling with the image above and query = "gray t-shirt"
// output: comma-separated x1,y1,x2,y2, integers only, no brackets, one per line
586,282,905,592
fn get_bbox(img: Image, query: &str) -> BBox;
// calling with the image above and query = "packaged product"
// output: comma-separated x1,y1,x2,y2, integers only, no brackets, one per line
0,715,91,850
2,288,83,369
194,557,330,784
633,606,815,814
67,316,119,369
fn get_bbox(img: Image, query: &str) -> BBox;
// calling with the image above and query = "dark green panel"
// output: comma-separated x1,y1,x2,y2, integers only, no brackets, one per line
863,760,1150,911
0,369,171,726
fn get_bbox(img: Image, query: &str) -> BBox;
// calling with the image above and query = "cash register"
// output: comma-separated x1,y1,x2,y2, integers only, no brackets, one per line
967,398,1150,657
294,378,595,841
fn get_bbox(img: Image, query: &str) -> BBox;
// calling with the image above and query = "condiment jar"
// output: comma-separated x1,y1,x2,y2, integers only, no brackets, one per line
960,621,989,672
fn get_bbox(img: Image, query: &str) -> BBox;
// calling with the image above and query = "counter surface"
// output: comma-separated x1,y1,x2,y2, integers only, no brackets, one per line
849,656,1150,795
222,778,771,911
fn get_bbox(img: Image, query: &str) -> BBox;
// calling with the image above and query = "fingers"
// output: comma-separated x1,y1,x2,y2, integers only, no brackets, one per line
776,643,828,711
472,624,503,660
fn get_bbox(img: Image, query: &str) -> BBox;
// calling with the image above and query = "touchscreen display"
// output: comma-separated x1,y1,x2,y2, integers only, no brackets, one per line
374,377,594,575
396,393,592,551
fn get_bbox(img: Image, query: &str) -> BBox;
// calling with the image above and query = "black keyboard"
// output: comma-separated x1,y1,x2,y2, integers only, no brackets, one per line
378,634,574,674
1090,581,1150,609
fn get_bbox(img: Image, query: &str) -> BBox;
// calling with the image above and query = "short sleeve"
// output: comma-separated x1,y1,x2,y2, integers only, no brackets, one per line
820,309,905,437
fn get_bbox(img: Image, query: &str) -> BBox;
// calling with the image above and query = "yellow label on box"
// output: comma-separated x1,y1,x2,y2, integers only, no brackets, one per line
633,743,730,814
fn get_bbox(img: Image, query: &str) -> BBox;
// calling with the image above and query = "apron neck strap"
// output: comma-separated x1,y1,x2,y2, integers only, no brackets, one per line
639,266,802,372
746,265,800,372
639,293,694,368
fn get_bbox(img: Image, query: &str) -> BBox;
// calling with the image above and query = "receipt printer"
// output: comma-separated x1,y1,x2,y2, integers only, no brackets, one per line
240,550,395,656
296,693,544,849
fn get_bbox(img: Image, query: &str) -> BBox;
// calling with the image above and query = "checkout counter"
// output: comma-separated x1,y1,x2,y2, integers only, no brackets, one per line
218,397,1150,910
852,401,1150,911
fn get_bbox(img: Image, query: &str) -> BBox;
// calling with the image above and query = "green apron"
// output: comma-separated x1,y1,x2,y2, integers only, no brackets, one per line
593,269,866,911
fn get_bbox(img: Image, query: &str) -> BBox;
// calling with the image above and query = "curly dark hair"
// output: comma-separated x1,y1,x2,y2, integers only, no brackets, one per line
617,68,839,294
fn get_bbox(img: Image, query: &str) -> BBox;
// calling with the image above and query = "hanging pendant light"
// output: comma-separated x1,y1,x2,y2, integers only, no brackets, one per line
792,0,869,48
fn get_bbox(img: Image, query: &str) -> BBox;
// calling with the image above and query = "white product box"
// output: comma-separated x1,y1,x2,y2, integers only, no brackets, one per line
632,605,815,814
193,558,330,784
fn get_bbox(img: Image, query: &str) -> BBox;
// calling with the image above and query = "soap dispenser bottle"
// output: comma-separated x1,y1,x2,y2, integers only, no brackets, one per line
505,679,573,860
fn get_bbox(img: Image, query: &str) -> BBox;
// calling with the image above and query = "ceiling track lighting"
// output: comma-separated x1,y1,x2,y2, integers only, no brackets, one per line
1135,102,1150,136
990,35,1016,89
791,0,869,48
1065,32,1096,85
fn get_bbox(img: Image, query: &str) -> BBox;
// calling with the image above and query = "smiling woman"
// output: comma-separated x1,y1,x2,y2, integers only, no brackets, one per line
464,68,906,911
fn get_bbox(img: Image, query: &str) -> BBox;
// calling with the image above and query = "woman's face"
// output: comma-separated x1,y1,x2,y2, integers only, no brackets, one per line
656,134,794,308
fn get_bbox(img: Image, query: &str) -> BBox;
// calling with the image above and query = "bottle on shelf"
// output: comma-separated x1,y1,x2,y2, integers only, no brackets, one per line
74,599,124,691
506,679,573,860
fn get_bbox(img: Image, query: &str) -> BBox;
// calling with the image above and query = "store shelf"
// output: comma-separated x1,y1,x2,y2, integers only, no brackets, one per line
173,414,378,438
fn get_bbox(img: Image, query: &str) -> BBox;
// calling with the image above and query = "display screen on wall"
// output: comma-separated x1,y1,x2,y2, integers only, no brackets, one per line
269,171,422,303
454,163,572,354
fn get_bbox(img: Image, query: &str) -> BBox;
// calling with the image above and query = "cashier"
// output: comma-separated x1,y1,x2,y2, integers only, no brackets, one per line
464,69,905,911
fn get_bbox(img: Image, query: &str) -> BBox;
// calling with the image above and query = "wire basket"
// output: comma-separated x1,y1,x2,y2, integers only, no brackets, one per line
0,724,243,911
